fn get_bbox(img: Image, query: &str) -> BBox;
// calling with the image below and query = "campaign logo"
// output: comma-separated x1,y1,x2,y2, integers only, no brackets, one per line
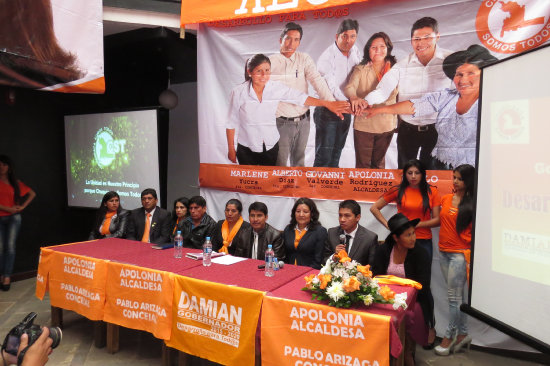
491,100,529,144
93,127,127,168
476,0,550,54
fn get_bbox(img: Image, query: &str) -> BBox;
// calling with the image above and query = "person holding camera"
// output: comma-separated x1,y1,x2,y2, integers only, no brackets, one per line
1,328,52,366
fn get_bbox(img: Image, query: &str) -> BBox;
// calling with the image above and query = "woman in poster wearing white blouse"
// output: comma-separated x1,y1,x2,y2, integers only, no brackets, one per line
226,54,350,166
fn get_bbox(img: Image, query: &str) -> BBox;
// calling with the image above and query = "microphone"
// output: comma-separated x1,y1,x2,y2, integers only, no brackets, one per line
278,260,285,269
339,234,346,246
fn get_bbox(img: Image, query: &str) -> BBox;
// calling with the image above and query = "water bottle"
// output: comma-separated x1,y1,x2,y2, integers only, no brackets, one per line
174,231,183,258
273,257,279,271
203,236,212,267
265,244,274,277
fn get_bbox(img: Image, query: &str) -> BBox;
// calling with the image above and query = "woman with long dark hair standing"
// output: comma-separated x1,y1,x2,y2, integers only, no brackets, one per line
89,191,129,240
434,164,475,355
0,155,36,291
370,159,440,346
283,197,327,269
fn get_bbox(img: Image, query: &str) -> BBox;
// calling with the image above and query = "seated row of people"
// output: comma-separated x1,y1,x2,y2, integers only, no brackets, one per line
88,189,380,270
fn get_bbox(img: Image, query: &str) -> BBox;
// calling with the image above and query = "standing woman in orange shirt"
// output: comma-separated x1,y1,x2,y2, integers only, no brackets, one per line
434,164,475,356
0,155,36,291
370,158,440,346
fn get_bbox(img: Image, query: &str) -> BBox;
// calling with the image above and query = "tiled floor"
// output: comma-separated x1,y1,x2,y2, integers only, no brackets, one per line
0,278,546,365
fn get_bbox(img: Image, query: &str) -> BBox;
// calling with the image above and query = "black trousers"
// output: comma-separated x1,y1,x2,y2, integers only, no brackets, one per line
396,119,438,169
236,142,279,166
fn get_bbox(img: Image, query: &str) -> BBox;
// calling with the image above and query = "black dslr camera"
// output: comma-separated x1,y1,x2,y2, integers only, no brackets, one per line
2,312,62,356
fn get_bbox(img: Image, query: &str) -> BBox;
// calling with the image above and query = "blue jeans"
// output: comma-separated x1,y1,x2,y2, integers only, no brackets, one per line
313,107,351,167
0,214,21,277
439,251,468,338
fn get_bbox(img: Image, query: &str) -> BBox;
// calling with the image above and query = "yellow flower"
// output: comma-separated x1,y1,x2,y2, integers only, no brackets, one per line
335,250,351,263
304,274,316,289
357,265,372,278
379,285,395,301
318,274,332,290
343,276,361,293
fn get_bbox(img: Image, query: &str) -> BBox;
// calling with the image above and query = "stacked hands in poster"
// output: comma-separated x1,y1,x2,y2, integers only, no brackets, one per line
303,250,408,310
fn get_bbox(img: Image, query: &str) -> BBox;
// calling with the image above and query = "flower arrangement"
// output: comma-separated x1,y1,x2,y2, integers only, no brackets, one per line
302,251,408,310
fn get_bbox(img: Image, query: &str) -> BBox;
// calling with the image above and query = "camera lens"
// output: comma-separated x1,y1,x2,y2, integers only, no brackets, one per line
47,327,62,349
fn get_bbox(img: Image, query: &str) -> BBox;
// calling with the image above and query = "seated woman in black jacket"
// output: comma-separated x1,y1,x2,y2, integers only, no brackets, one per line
372,213,434,366
170,197,189,240
89,191,129,240
283,198,327,269
211,199,250,254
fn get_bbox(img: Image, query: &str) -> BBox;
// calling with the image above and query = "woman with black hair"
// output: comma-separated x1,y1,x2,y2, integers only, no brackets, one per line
372,213,433,366
434,164,475,355
0,155,36,291
226,53,350,166
89,191,129,240
344,32,398,169
211,199,250,255
370,159,439,347
283,198,327,269
170,197,189,239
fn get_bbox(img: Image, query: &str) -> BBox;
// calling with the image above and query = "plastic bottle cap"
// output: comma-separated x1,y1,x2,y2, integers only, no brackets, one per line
268,244,272,249
177,231,181,235
206,237,211,240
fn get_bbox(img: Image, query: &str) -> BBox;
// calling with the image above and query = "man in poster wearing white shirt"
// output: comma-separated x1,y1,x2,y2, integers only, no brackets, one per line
270,22,334,167
364,17,453,169
313,19,361,168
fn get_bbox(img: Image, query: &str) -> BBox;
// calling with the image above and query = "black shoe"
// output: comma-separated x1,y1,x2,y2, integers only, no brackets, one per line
1,283,10,291
422,341,435,350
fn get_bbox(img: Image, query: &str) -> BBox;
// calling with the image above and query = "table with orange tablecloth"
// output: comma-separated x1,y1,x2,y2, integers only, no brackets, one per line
36,238,416,365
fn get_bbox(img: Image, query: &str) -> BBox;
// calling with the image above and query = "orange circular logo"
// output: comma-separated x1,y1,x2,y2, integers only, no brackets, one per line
476,0,550,54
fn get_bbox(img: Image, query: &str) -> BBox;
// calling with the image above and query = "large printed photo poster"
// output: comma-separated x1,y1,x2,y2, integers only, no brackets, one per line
196,0,550,202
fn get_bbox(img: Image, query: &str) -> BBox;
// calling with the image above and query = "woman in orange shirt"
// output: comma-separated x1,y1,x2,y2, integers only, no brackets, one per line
89,191,129,240
0,155,36,291
434,164,475,356
370,159,440,347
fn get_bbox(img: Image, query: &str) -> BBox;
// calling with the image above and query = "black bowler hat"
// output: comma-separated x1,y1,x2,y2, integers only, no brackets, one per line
387,213,420,236
442,44,498,79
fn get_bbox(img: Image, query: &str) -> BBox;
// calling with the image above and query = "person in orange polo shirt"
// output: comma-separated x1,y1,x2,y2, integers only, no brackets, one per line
0,155,36,291
434,164,475,356
370,158,440,347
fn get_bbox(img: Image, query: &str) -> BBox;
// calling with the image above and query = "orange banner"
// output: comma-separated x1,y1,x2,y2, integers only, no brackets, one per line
166,275,264,366
47,251,108,321
103,262,175,340
35,248,54,300
181,0,366,26
200,163,453,202
261,296,391,366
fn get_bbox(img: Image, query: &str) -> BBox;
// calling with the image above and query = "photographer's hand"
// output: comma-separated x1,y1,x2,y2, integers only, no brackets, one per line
19,329,52,366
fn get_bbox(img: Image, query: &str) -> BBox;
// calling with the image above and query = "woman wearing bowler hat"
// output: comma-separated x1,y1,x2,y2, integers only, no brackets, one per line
366,45,497,169
372,213,433,366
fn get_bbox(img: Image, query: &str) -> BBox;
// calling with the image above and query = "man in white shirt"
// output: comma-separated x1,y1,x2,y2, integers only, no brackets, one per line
323,200,378,265
313,19,361,167
270,22,334,167
365,17,453,168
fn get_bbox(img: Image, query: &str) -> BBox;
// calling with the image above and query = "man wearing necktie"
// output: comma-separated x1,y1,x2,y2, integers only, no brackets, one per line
324,200,378,265
126,188,171,244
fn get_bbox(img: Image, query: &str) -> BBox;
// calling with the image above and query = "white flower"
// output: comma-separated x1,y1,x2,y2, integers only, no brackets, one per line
363,294,374,306
392,292,408,310
311,277,320,285
332,267,349,280
320,261,332,275
326,281,345,302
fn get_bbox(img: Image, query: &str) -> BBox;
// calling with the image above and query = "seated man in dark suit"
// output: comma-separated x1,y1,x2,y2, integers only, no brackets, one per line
127,188,171,244
181,195,216,249
324,200,378,265
231,202,285,261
